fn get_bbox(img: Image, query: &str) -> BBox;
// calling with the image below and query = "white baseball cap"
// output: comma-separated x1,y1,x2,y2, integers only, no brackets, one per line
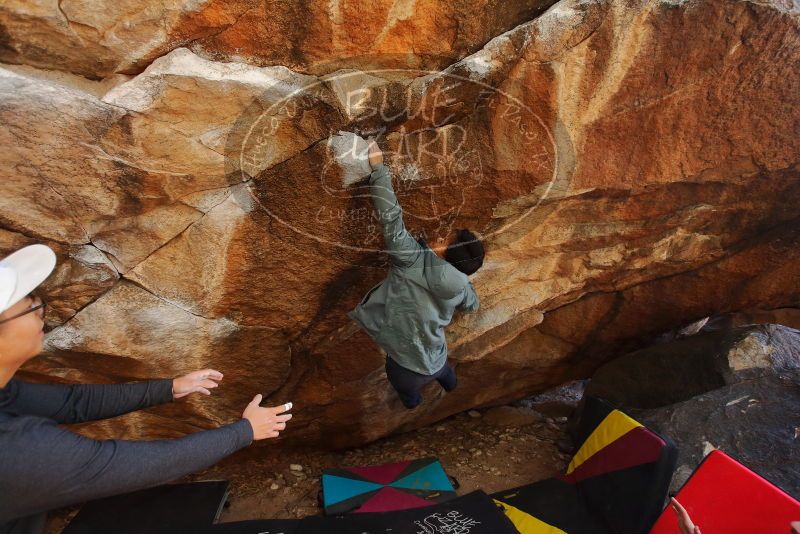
0,244,57,315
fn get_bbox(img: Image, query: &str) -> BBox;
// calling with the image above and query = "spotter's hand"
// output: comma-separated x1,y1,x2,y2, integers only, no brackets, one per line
670,498,701,534
172,369,223,399
242,395,293,440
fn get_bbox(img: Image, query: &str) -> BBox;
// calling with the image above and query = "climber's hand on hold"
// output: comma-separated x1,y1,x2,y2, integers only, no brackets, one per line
243,395,293,440
368,138,384,169
172,369,223,399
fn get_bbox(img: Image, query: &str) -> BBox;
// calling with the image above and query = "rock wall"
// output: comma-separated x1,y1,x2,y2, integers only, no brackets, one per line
1,0,799,448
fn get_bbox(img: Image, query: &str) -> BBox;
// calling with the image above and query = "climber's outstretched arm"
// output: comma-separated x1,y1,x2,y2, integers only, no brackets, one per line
367,140,422,268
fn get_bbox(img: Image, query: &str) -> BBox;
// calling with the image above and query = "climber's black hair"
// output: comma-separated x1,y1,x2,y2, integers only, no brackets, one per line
444,229,485,275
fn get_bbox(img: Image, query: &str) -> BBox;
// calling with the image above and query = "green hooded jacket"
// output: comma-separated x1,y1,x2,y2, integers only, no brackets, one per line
347,163,480,375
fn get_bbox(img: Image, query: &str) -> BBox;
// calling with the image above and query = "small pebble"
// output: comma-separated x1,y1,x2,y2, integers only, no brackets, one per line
468,410,481,418
289,464,303,472
270,483,280,490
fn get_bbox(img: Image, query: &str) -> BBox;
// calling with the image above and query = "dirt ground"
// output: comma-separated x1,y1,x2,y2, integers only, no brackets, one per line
46,382,584,530
210,382,583,523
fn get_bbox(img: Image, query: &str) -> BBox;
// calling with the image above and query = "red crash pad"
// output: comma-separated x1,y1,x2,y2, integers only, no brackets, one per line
649,450,800,534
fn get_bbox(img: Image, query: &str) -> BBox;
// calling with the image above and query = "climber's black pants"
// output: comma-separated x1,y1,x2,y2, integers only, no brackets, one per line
385,357,457,409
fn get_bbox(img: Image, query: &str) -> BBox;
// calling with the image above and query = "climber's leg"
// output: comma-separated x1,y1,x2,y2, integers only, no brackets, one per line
385,357,432,409
434,363,457,393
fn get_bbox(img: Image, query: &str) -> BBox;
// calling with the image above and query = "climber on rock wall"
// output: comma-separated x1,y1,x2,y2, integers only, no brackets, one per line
348,138,485,409
0,245,293,534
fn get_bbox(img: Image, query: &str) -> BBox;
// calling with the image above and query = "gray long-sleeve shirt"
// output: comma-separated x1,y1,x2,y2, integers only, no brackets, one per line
0,378,253,534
